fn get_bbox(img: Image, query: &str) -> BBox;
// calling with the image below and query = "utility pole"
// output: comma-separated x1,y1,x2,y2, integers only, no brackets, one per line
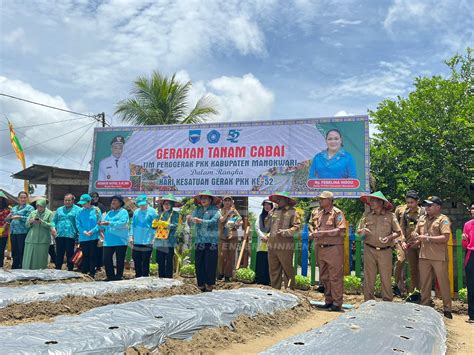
99,112,106,127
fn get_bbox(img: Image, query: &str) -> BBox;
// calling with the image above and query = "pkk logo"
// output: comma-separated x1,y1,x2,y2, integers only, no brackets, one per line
189,130,201,144
226,129,241,143
207,130,221,144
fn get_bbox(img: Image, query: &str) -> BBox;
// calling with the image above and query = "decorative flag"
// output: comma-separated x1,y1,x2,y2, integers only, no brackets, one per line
8,120,26,169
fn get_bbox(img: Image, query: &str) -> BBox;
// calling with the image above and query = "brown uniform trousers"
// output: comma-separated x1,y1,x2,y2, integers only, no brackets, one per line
415,214,452,312
267,206,300,290
218,208,241,278
394,205,423,292
309,206,346,306
359,210,402,301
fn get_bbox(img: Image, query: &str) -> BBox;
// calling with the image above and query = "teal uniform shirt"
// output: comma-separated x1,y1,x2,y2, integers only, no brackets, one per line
131,206,157,245
191,205,221,244
76,206,101,242
53,205,81,239
9,204,34,234
101,208,130,247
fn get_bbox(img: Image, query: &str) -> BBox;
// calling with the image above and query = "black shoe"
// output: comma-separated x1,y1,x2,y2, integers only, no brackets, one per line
466,319,474,324
216,274,224,281
329,305,342,312
316,285,325,293
443,311,453,319
315,303,333,309
405,291,421,303
224,277,231,283
392,285,402,297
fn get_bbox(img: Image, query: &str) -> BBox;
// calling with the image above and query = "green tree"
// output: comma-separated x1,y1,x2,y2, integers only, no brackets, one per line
369,49,474,204
115,71,218,125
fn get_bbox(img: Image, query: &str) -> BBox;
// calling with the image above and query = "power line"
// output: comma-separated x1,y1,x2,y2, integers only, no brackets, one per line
80,129,95,169
0,92,101,119
0,121,96,160
52,122,96,166
0,116,92,131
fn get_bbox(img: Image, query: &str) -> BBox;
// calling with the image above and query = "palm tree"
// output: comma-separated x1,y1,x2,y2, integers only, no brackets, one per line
115,71,218,125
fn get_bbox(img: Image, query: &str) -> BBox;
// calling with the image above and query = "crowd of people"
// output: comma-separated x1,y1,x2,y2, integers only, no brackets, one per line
0,189,472,323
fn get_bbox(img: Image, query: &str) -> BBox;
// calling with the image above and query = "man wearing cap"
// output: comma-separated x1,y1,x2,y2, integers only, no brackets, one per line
75,194,101,277
267,191,301,290
218,196,242,282
52,193,81,271
309,191,347,311
393,190,424,298
131,195,157,278
413,196,452,318
358,191,403,301
187,191,221,292
98,135,130,181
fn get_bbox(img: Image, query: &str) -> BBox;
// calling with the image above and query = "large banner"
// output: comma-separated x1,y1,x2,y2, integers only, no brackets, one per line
89,116,370,197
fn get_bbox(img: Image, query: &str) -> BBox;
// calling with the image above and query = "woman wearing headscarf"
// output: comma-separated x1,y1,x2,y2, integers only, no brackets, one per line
153,193,181,278
255,199,274,285
187,191,221,292
218,196,242,282
131,194,157,278
22,198,55,269
7,191,34,269
100,195,130,281
0,192,11,268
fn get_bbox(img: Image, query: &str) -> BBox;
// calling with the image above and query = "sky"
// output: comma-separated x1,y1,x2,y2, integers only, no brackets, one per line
0,0,472,205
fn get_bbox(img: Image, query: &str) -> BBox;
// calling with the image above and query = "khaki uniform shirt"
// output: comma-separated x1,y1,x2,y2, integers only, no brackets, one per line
395,204,424,243
268,206,301,245
218,207,241,240
415,213,451,261
309,206,346,245
358,210,402,248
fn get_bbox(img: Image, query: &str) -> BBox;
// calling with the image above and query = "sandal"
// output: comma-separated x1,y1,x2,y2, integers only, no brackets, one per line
466,319,474,324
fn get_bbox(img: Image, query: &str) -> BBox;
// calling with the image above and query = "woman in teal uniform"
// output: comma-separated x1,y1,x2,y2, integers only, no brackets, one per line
308,129,356,179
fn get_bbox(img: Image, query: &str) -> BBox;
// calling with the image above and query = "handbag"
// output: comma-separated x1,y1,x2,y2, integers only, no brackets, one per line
152,211,174,239
71,247,83,268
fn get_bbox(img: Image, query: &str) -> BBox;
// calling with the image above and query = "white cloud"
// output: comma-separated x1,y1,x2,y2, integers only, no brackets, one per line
384,0,429,30
310,60,415,100
334,110,354,117
1,27,32,53
0,76,98,175
330,19,362,26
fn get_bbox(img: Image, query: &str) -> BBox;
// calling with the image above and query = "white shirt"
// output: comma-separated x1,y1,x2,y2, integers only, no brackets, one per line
98,155,130,181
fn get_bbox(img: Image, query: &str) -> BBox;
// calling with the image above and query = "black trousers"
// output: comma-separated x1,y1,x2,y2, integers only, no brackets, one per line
466,251,474,320
195,243,218,287
0,237,7,267
80,239,98,276
48,244,56,264
156,247,175,278
132,244,153,277
11,233,27,269
55,237,75,271
255,251,271,285
96,246,104,268
104,245,127,281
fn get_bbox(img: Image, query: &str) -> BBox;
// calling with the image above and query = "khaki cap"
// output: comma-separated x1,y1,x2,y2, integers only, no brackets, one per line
318,191,334,199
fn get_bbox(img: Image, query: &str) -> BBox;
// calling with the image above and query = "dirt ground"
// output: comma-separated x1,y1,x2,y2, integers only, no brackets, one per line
0,271,471,353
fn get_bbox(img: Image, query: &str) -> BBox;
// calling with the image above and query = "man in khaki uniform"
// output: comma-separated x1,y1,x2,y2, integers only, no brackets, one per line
218,196,242,282
393,190,424,298
413,196,452,319
358,191,403,302
267,191,301,290
309,191,346,311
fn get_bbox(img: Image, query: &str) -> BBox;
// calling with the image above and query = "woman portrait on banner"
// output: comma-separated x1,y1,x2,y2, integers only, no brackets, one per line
152,194,181,278
308,129,356,179
255,199,274,285
22,198,55,270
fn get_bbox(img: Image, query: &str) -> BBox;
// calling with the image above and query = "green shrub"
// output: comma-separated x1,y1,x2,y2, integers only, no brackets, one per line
179,264,196,277
149,263,158,276
458,288,467,303
235,268,256,283
295,275,311,290
344,275,362,294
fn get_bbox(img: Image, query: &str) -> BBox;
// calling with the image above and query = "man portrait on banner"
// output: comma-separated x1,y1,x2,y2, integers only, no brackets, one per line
308,128,356,179
98,135,131,181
